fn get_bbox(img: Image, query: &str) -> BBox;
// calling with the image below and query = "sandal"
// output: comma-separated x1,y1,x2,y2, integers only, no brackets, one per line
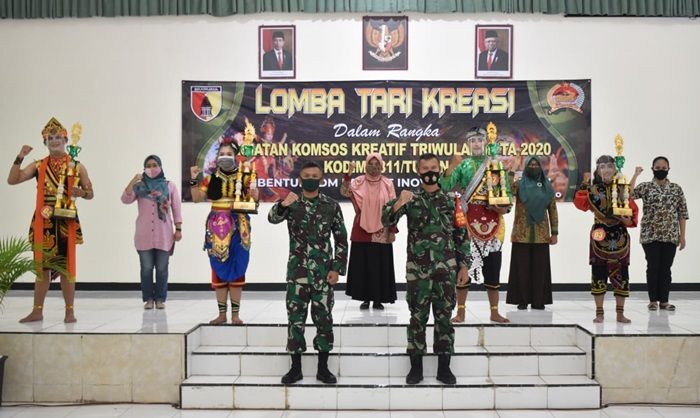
659,303,676,311
647,302,658,311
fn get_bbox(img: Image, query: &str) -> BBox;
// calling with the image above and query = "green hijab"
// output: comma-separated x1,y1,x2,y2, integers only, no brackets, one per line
518,156,555,225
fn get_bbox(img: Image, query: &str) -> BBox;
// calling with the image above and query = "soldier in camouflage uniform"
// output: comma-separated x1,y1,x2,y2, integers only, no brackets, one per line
268,161,348,384
382,153,470,385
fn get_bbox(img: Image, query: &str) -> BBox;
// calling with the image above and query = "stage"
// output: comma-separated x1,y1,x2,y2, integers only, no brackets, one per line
1,291,699,409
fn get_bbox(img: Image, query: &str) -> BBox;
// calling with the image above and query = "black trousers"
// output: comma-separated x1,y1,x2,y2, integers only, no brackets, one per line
642,241,677,304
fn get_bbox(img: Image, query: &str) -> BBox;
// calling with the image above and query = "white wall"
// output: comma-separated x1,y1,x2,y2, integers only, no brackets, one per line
0,13,698,285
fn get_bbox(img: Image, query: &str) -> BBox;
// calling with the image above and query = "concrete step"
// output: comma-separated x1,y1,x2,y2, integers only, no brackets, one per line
180,374,601,409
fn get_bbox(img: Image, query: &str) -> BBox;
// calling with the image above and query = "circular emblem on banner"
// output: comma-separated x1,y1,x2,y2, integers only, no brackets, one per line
591,228,606,241
546,82,585,114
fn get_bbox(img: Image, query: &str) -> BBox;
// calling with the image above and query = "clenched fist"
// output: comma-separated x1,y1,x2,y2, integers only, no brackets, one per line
281,191,299,207
398,190,414,205
18,145,33,158
190,166,201,180
581,172,591,185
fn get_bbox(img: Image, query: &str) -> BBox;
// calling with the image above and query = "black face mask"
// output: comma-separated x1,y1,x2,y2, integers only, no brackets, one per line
301,178,320,192
420,170,440,185
525,167,540,179
653,169,668,180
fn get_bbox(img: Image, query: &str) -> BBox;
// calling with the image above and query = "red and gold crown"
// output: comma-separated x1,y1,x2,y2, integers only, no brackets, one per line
41,117,68,140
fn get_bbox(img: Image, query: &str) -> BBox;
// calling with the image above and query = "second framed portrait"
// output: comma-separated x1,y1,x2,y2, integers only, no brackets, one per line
475,25,513,79
362,16,408,71
259,25,296,79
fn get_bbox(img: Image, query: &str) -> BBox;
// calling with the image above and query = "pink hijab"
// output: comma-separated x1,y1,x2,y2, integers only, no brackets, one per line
350,153,396,233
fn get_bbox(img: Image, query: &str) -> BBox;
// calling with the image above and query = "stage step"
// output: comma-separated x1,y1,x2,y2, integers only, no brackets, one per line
181,323,599,410
189,345,587,377
191,323,581,347
180,375,601,409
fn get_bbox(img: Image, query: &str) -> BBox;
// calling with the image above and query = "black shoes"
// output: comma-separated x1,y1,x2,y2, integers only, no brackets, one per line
360,301,370,310
373,302,384,310
517,304,528,310
405,354,423,384
436,354,456,384
316,352,337,384
281,353,303,384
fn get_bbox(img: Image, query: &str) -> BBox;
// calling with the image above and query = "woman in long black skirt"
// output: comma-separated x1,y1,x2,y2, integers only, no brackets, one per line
506,156,558,310
341,153,397,309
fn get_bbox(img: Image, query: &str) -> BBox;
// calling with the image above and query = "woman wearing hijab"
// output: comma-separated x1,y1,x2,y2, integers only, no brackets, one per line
341,153,397,309
506,156,558,310
122,155,183,309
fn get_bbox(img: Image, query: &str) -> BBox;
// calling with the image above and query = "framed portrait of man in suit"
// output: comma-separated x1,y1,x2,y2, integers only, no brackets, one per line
259,25,296,79
475,25,513,79
362,16,408,71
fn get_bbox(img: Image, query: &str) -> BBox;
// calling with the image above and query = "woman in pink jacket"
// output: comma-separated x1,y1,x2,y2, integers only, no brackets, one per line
122,155,182,309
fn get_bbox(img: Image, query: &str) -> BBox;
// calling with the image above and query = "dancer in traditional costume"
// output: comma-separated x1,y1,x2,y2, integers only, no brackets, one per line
574,155,638,323
7,117,94,323
440,127,511,323
190,137,258,324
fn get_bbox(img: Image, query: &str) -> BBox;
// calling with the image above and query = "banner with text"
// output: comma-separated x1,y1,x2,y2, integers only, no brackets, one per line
182,80,590,202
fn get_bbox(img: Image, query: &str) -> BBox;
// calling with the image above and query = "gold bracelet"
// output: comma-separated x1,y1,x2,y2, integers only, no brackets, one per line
490,305,499,311
457,304,465,309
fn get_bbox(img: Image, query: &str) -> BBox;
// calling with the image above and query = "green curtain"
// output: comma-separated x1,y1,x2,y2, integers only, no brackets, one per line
0,0,697,18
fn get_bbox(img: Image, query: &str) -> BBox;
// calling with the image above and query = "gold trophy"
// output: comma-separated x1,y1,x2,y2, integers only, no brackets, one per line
612,134,633,217
485,122,512,206
232,118,259,214
54,123,82,219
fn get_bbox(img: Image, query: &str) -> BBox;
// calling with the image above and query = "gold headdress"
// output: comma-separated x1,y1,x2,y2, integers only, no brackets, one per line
41,117,68,140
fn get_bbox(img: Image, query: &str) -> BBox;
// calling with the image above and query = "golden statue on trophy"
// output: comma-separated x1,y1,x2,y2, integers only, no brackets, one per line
611,134,633,217
485,121,512,206
54,123,83,219
232,118,259,214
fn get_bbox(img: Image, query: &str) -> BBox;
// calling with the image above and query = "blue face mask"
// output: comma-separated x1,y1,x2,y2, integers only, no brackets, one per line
302,178,320,192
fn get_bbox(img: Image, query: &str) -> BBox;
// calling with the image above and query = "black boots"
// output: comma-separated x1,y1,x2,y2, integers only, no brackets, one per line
316,352,337,384
405,354,423,384
281,353,303,384
282,353,337,384
436,354,456,384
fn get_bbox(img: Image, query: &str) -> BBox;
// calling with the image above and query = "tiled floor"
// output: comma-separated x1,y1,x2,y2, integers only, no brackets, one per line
0,290,698,336
0,404,699,417
2,293,699,415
